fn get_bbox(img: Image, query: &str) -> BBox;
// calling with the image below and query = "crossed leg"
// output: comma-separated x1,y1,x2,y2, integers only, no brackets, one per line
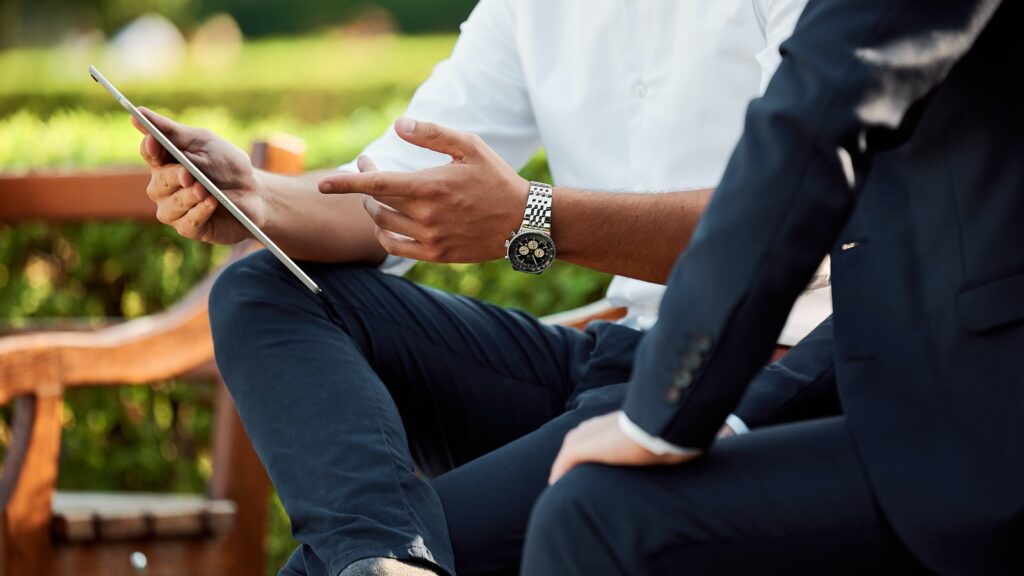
209,250,639,576
521,416,927,575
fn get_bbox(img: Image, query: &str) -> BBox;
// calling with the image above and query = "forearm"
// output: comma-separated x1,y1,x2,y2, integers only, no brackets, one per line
257,169,388,264
551,187,712,284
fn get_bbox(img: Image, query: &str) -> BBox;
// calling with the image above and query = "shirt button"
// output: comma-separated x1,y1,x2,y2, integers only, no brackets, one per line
634,83,648,98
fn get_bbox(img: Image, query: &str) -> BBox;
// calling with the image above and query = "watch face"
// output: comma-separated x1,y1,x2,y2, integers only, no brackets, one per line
507,231,556,273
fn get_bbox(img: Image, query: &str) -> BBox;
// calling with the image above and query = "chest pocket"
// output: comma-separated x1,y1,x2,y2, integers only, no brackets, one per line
956,266,1024,333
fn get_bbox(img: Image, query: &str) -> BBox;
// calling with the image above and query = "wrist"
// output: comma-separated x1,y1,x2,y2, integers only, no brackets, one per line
504,179,557,273
617,411,698,457
504,176,530,235
249,169,274,233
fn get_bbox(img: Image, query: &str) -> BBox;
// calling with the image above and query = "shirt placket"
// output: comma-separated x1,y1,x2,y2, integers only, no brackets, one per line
623,0,652,189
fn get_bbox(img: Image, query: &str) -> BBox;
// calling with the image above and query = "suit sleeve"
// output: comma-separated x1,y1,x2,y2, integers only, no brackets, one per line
623,0,1004,448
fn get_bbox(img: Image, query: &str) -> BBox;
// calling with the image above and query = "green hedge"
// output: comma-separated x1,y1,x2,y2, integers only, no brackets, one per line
0,35,456,120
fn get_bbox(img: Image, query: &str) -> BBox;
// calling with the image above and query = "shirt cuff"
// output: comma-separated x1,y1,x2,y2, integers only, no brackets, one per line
618,412,699,456
725,414,750,435
376,254,415,276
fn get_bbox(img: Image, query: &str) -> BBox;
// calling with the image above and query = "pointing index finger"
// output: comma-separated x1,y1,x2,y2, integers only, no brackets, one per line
318,171,424,198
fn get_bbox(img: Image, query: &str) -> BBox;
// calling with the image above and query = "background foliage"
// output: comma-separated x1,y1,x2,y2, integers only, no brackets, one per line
1,0,478,47
0,20,612,575
0,35,459,120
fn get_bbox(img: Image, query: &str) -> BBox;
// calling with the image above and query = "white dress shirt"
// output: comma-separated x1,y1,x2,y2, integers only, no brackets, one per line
338,0,823,450
342,0,826,348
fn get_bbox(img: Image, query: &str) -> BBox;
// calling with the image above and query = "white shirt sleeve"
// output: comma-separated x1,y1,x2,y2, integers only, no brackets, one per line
617,411,749,457
618,412,700,456
337,0,541,276
725,413,751,435
752,0,809,94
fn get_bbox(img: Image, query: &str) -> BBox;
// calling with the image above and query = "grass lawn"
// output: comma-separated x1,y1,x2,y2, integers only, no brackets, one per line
0,34,458,121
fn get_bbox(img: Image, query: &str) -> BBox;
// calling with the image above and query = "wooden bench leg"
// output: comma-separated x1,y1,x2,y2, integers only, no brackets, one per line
210,380,270,576
1,393,63,576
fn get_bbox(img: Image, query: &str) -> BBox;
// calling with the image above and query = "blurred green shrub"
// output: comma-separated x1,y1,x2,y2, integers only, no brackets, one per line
0,106,608,320
0,103,409,170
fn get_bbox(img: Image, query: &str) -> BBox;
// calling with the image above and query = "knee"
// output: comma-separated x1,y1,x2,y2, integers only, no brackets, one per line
208,249,286,340
527,465,614,545
207,253,374,380
529,476,580,540
523,466,631,574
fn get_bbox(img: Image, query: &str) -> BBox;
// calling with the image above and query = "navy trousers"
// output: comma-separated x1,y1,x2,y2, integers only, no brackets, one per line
208,250,641,576
522,415,926,575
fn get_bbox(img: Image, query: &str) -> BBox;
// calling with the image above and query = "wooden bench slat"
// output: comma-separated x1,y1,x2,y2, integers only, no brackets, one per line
0,169,154,222
539,298,626,330
52,492,237,544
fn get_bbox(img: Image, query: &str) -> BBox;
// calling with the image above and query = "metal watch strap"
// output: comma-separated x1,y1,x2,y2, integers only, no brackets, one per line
521,182,552,232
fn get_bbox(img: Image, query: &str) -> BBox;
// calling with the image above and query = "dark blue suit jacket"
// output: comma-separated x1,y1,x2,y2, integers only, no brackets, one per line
623,0,1021,573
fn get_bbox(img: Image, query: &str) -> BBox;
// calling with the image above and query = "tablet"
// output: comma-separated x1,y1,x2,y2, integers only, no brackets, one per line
89,65,322,295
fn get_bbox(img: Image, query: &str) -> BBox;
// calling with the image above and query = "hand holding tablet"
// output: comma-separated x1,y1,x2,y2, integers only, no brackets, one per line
133,108,261,246
89,65,322,294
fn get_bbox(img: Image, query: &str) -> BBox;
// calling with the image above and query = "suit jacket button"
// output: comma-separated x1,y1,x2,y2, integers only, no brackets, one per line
682,351,702,371
693,334,712,353
665,386,681,403
673,369,693,389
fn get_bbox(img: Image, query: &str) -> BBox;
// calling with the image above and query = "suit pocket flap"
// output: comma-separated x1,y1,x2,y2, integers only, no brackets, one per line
957,269,1024,333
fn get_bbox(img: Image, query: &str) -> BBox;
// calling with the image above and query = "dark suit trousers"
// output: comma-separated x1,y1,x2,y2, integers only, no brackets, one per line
522,415,928,575
208,250,642,576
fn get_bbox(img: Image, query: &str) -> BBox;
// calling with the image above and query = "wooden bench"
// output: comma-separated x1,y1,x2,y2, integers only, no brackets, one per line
0,136,309,576
0,139,625,576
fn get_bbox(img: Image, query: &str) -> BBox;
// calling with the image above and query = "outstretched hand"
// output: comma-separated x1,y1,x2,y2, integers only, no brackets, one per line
318,118,529,263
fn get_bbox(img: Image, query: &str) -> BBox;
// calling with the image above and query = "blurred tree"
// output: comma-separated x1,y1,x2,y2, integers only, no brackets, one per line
0,0,17,48
3,0,197,46
2,0,478,46
87,0,198,35
196,0,478,36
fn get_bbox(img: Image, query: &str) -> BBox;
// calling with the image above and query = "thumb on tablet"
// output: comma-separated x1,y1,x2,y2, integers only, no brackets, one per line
136,107,197,146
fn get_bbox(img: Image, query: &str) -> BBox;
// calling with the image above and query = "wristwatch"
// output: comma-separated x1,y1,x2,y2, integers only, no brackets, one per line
505,181,557,274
